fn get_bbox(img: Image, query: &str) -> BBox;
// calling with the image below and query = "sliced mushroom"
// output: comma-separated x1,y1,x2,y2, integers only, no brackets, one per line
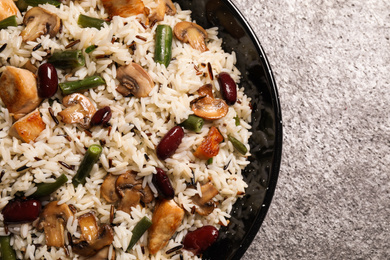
174,21,208,52
101,0,145,18
116,63,154,98
148,199,184,254
87,246,115,260
100,174,120,204
0,0,19,21
37,201,74,247
115,171,154,214
58,93,96,128
191,95,228,120
9,109,46,143
197,83,214,98
78,212,99,243
0,66,41,119
149,0,176,23
72,223,114,257
21,7,61,42
191,182,219,216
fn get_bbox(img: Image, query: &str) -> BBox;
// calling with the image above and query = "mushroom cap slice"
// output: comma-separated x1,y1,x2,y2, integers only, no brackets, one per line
86,246,116,260
191,95,228,120
58,93,96,128
191,182,219,216
174,21,208,52
148,199,184,254
0,0,19,21
21,7,61,42
101,0,145,18
0,66,41,119
72,224,114,257
149,0,176,23
116,63,154,98
78,212,99,243
101,174,120,204
38,201,74,247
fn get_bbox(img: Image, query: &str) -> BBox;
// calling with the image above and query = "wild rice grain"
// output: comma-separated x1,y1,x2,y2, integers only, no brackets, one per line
32,43,42,51
136,35,147,42
58,161,75,170
0,170,5,183
0,43,6,53
16,165,29,172
65,39,80,49
166,245,183,254
207,62,214,81
48,107,59,125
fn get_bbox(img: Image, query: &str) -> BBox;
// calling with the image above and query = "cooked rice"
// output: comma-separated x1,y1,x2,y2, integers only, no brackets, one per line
0,0,252,259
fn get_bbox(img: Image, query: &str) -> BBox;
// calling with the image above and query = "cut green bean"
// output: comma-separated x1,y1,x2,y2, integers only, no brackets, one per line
180,115,204,133
30,174,68,198
78,14,107,29
234,115,240,126
72,144,102,187
207,157,213,164
59,75,105,95
16,0,61,11
48,50,85,69
127,216,152,252
0,16,17,30
85,44,97,53
0,236,16,260
154,25,173,67
228,135,248,155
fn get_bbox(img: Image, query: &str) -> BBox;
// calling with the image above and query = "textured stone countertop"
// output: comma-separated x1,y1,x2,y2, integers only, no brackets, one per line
229,0,390,259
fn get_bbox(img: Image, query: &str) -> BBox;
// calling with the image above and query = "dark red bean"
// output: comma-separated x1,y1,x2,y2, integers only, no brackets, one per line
91,106,112,127
182,225,219,255
2,198,41,224
217,72,237,105
37,63,58,98
156,126,184,160
152,167,174,199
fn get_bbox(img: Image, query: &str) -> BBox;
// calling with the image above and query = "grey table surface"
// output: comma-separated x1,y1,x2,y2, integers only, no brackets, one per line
229,0,390,259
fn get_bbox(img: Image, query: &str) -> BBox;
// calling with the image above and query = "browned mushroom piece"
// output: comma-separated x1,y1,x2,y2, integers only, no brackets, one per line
100,174,120,204
174,21,208,52
115,171,154,214
0,66,42,120
78,212,99,243
116,63,155,98
149,0,176,23
72,223,114,257
101,0,145,18
148,199,184,254
9,109,46,143
58,93,97,128
86,246,116,260
191,95,228,120
21,7,61,42
37,201,74,247
191,182,219,216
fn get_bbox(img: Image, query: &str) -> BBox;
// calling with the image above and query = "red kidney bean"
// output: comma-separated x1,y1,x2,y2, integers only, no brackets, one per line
156,126,184,160
182,225,219,255
217,72,237,105
2,198,41,224
37,63,58,98
152,167,174,199
91,106,112,127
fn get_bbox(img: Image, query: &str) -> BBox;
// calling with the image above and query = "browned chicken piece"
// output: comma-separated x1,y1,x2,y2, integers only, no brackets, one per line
38,201,75,247
149,0,176,23
101,0,145,18
148,199,184,254
0,0,19,21
9,109,46,143
0,66,42,120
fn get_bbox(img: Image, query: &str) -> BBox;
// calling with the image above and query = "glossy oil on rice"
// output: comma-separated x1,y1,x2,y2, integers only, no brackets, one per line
0,0,252,259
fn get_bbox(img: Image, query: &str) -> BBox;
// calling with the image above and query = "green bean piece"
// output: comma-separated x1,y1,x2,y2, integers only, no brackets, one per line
127,216,152,252
180,115,204,133
207,157,213,164
0,236,16,260
48,50,85,69
234,115,240,126
85,44,97,53
78,14,107,29
154,24,173,67
59,75,105,95
0,16,17,30
228,135,248,155
30,174,68,198
16,0,61,11
72,144,102,187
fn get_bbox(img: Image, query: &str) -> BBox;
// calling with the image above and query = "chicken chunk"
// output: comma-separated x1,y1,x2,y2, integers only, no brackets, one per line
148,199,184,254
0,0,19,21
0,66,42,119
9,109,46,143
101,0,145,18
149,0,176,23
